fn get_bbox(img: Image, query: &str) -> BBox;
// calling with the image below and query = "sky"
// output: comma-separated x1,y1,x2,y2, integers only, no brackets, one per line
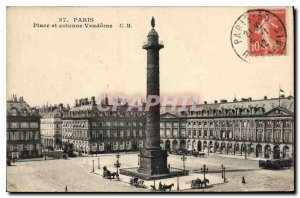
6,7,294,107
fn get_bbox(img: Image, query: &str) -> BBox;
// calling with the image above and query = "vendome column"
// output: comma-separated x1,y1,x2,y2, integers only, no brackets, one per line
138,17,169,176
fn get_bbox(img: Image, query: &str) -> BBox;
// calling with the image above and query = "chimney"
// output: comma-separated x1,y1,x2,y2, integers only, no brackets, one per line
214,100,218,104
105,95,109,105
91,96,96,105
220,99,227,103
75,99,78,107
264,96,268,100
204,101,207,104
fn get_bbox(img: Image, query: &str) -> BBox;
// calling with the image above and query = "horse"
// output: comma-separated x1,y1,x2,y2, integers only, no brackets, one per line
191,178,202,189
130,177,139,186
201,179,209,188
162,183,174,192
137,180,146,188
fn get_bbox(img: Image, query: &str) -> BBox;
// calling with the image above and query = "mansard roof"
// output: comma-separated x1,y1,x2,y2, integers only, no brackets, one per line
6,99,38,116
161,97,294,117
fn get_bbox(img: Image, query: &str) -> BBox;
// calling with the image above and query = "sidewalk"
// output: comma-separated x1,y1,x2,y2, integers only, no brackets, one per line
209,153,265,161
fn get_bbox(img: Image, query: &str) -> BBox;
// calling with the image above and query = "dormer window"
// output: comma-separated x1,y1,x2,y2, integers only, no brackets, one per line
11,108,18,116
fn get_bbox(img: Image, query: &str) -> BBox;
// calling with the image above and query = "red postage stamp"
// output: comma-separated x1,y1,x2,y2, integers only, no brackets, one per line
248,9,287,56
231,9,287,62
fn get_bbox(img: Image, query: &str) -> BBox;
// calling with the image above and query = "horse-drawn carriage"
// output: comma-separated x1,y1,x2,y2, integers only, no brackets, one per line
102,166,117,179
150,182,174,192
129,177,146,188
191,178,209,189
174,148,188,155
193,151,205,157
259,159,293,169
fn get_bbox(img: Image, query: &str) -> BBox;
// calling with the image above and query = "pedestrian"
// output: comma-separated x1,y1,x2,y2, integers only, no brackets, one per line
242,176,246,184
159,181,162,190
65,185,68,192
168,163,170,170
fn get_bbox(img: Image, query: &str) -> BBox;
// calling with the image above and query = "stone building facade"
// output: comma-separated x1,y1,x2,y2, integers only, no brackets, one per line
62,97,146,154
160,96,294,159
39,104,69,150
6,95,42,159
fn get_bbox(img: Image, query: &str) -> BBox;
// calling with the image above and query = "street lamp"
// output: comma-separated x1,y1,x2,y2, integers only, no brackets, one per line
92,160,94,173
200,164,208,180
114,152,121,179
221,164,226,182
177,172,180,190
181,153,187,171
116,151,121,160
98,157,100,169
221,164,224,178
223,167,226,182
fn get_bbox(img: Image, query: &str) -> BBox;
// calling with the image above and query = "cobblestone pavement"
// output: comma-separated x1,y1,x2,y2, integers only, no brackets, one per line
7,152,294,192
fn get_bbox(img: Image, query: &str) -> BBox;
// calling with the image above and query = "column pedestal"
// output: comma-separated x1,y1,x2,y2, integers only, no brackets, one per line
138,148,169,175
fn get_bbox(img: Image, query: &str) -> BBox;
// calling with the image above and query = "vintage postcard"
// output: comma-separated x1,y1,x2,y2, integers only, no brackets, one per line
6,7,294,192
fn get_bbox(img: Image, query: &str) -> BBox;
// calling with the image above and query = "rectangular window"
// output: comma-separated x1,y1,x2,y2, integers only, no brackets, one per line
99,130,103,139
126,130,130,137
160,122,164,127
10,122,18,128
166,129,171,138
166,122,171,127
14,132,19,140
29,122,38,128
173,122,178,127
133,130,136,137
113,130,118,138
106,130,110,138
199,129,202,136
106,122,111,127
173,129,178,137
160,129,164,137
180,129,186,137
209,130,213,137
21,122,29,128
193,130,197,137
139,130,143,137
92,130,96,139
